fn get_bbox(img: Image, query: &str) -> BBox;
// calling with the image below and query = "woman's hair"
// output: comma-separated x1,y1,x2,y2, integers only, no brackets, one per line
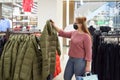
76,17,91,36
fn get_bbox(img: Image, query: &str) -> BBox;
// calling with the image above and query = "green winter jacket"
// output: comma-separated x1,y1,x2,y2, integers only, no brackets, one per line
0,20,61,80
13,35,30,80
0,35,43,80
32,36,42,80
40,20,61,80
0,35,16,80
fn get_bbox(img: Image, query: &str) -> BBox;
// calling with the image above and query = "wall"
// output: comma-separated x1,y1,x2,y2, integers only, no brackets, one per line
37,0,63,31
37,0,63,53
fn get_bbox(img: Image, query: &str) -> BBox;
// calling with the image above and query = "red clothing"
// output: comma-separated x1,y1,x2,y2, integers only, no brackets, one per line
54,51,61,77
22,0,33,12
59,30,92,61
14,26,22,31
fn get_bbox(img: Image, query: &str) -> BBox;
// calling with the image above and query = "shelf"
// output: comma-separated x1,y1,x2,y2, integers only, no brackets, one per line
13,13,38,26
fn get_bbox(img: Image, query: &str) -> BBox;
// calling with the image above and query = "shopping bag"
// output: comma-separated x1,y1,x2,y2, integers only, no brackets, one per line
76,76,83,80
76,73,98,80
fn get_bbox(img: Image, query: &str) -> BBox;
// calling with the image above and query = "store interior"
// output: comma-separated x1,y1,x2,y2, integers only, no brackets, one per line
0,0,120,80
0,2,38,30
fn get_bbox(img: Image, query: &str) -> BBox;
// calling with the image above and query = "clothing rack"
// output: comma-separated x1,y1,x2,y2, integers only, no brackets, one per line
10,31,41,34
6,28,41,37
92,30,120,80
0,28,41,40
100,35,120,44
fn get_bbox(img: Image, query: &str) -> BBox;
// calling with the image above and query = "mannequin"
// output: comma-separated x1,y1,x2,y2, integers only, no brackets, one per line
0,17,10,31
88,25,96,36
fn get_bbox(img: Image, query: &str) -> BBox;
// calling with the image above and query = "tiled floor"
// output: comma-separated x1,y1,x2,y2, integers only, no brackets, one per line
53,46,76,80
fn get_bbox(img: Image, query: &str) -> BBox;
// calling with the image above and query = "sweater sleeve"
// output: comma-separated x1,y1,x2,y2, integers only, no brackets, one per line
58,30,73,38
83,34,92,61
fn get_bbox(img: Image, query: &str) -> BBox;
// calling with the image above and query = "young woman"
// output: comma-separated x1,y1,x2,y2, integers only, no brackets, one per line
51,17,92,80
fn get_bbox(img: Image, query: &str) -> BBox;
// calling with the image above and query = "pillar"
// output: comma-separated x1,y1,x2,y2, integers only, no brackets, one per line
69,1,74,24
63,1,74,46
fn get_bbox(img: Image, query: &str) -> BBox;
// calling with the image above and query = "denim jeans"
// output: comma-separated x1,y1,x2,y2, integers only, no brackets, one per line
64,57,86,80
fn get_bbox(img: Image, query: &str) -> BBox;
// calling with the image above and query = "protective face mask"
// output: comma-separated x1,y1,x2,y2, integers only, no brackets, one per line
73,24,78,30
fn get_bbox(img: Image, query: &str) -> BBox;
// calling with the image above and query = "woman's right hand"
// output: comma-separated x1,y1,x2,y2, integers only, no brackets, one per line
50,20,55,27
50,19,61,32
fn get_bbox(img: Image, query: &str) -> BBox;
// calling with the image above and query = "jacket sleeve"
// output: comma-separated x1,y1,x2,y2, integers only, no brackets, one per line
83,35,92,61
58,30,73,38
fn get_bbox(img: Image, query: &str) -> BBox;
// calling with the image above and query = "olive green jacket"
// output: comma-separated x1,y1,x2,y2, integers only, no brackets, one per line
0,35,42,80
0,20,61,80
40,20,61,80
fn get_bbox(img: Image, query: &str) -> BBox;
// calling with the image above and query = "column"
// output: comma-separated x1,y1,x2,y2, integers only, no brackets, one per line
69,1,74,24
63,1,67,46
66,0,69,26
63,1,74,46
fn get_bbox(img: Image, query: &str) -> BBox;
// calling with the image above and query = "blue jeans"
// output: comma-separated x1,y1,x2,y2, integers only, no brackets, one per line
64,57,86,80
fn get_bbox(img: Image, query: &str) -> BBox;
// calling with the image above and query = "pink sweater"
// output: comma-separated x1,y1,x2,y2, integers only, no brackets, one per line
59,30,92,61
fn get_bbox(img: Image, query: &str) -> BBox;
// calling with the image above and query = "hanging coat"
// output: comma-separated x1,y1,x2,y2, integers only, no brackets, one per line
40,20,61,80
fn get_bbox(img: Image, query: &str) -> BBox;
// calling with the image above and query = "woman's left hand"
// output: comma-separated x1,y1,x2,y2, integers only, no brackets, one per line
85,65,91,72
85,61,91,72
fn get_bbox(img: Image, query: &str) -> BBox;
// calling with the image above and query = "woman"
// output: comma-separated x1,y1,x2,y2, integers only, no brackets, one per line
51,17,92,80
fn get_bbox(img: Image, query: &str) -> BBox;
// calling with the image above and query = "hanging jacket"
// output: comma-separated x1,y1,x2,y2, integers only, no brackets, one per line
3,36,17,80
53,51,61,78
40,20,61,80
0,35,16,80
11,35,23,80
32,36,42,80
0,34,43,80
0,35,14,80
13,35,29,80
19,36,36,80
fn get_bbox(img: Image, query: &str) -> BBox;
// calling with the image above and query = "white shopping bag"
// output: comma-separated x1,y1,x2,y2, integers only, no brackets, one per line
76,73,98,80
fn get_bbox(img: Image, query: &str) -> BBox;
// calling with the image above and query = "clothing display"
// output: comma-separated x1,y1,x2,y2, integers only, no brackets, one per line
92,31,120,80
0,20,61,80
100,26,111,33
1,1,120,80
0,18,10,32
0,35,42,80
92,30,102,73
94,43,120,80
